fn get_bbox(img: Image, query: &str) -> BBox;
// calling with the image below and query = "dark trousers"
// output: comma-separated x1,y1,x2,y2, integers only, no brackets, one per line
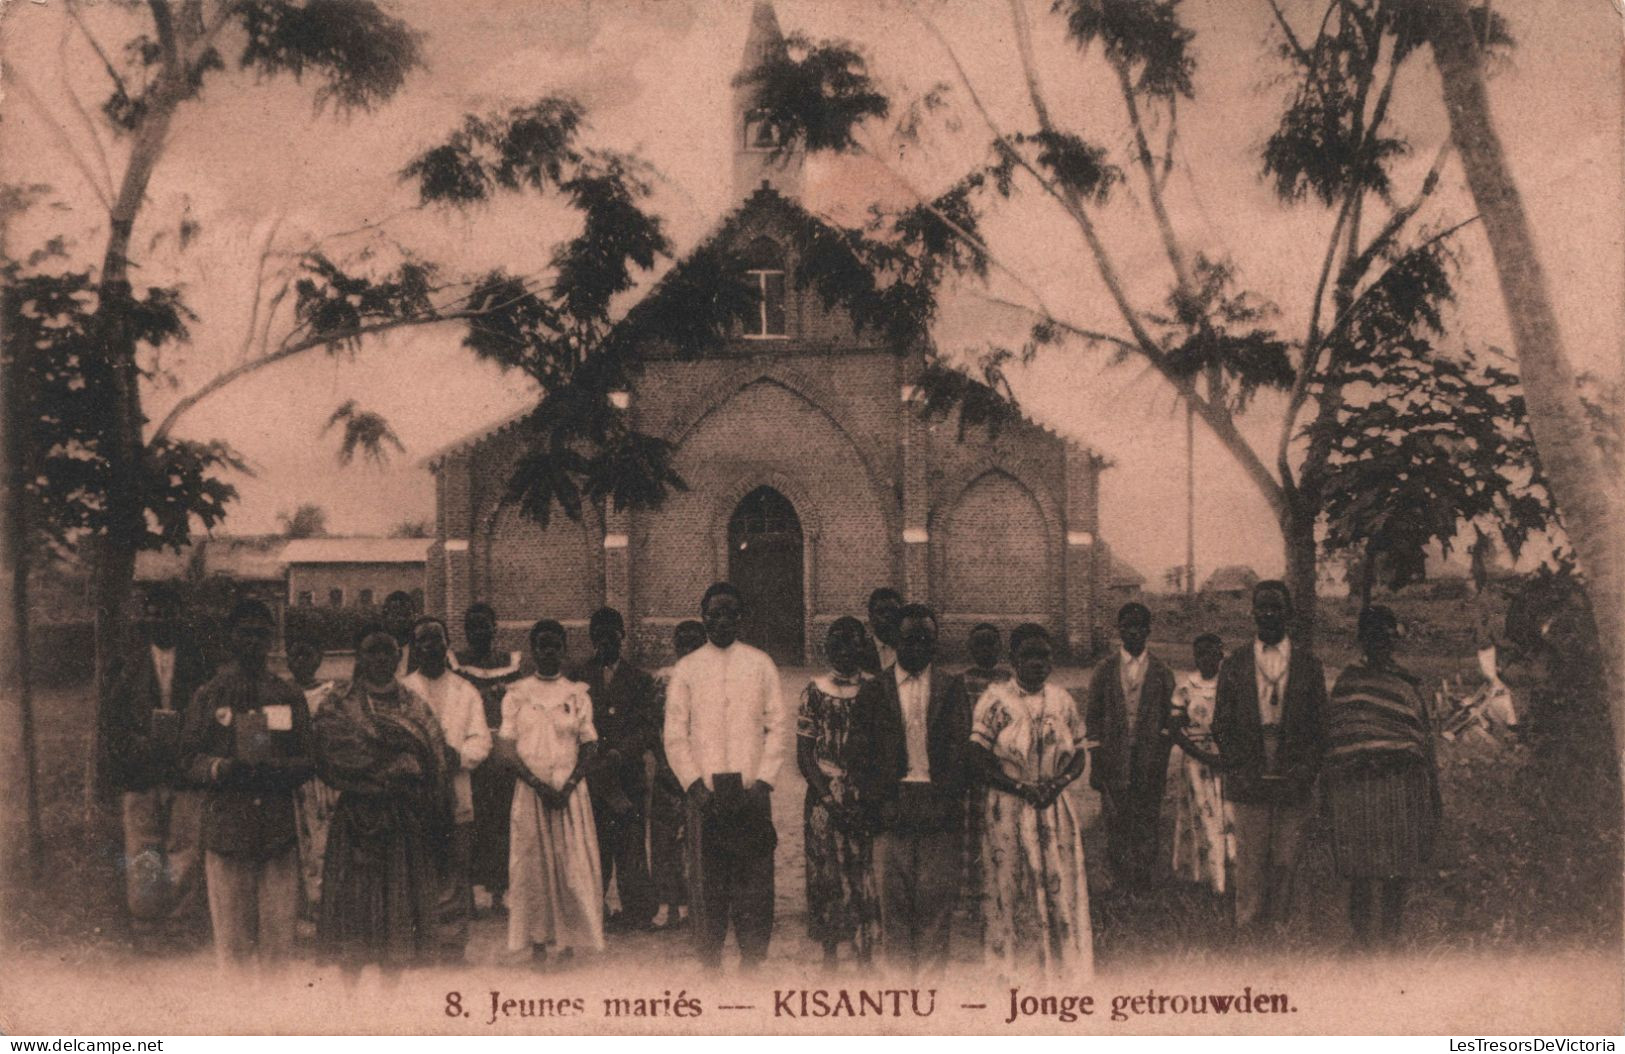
688,793,775,968
649,780,688,908
594,793,655,924
875,826,961,975
1101,784,1163,891
437,822,475,953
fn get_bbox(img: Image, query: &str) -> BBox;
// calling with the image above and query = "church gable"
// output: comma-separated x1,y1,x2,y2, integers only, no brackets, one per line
609,186,895,364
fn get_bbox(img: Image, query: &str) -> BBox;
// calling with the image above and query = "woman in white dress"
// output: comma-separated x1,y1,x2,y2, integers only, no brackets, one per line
1169,634,1235,894
500,619,603,966
970,623,1093,980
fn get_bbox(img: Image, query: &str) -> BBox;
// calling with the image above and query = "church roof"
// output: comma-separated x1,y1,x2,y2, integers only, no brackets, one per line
1202,564,1260,593
282,537,431,565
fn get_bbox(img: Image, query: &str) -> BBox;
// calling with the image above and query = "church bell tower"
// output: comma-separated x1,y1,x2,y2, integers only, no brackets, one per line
733,1,804,202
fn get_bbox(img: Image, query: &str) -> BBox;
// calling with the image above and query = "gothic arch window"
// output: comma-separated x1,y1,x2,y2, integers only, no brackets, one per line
743,235,788,339
742,107,783,152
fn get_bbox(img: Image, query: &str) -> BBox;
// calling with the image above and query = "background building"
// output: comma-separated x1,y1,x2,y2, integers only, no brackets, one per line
283,537,430,610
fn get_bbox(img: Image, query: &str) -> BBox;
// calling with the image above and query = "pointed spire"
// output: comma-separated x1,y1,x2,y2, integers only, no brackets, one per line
740,1,786,71
733,1,802,202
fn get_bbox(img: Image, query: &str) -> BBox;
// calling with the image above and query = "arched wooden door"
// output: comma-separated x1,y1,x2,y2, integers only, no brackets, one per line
727,486,804,663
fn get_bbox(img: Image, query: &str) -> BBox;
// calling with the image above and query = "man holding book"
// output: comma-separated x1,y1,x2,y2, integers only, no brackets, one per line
181,599,315,966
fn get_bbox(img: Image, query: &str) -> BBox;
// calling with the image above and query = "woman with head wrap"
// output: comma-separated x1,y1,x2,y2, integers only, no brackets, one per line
314,623,454,973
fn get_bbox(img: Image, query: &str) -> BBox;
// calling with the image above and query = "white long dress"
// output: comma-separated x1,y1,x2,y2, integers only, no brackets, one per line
502,674,605,953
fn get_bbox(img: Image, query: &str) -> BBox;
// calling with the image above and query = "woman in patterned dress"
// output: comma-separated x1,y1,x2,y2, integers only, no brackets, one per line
1325,606,1441,949
970,623,1093,979
796,616,879,967
1169,633,1235,893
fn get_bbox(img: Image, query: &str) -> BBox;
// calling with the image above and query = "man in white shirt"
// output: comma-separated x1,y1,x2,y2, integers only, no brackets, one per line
1212,581,1328,930
850,604,971,975
401,615,492,960
663,582,787,970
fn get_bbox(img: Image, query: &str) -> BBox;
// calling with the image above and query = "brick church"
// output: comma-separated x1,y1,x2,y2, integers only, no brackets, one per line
424,2,1112,665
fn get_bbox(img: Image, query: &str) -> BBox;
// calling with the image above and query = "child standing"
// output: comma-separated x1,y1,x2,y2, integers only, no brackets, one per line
797,617,879,968
501,620,603,966
287,636,340,934
1170,634,1235,894
649,619,708,931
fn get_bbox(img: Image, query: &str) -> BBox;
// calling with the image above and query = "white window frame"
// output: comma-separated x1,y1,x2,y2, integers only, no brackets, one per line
742,268,788,340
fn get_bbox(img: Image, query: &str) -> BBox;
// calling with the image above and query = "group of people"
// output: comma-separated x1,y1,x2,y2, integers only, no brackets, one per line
107,576,1442,977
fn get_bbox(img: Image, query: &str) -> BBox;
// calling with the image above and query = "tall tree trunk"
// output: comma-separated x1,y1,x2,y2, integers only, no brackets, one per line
1,214,46,926
1426,0,1625,760
0,346,41,938
1283,503,1320,651
1185,401,1196,599
88,78,179,799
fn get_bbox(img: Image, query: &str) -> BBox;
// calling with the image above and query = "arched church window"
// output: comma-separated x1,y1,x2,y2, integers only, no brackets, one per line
742,107,783,152
743,236,787,338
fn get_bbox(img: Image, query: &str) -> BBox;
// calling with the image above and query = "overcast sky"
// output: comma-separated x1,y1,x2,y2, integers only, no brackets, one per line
2,0,1620,586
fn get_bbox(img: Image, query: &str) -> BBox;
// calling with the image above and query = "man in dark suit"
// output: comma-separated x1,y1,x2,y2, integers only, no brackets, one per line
575,606,658,932
1212,580,1328,929
858,587,903,676
850,603,971,975
107,583,213,950
1086,602,1178,893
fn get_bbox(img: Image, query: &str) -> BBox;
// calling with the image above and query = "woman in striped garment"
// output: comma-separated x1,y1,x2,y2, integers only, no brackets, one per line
1325,605,1442,949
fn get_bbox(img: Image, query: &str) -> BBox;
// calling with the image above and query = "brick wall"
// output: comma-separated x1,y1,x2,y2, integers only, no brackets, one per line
937,470,1053,616
484,503,601,623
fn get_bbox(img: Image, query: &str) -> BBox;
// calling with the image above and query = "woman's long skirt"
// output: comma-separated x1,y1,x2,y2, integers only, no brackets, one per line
981,786,1093,979
1169,754,1234,893
1325,758,1437,879
802,788,878,953
317,795,440,968
507,783,605,953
